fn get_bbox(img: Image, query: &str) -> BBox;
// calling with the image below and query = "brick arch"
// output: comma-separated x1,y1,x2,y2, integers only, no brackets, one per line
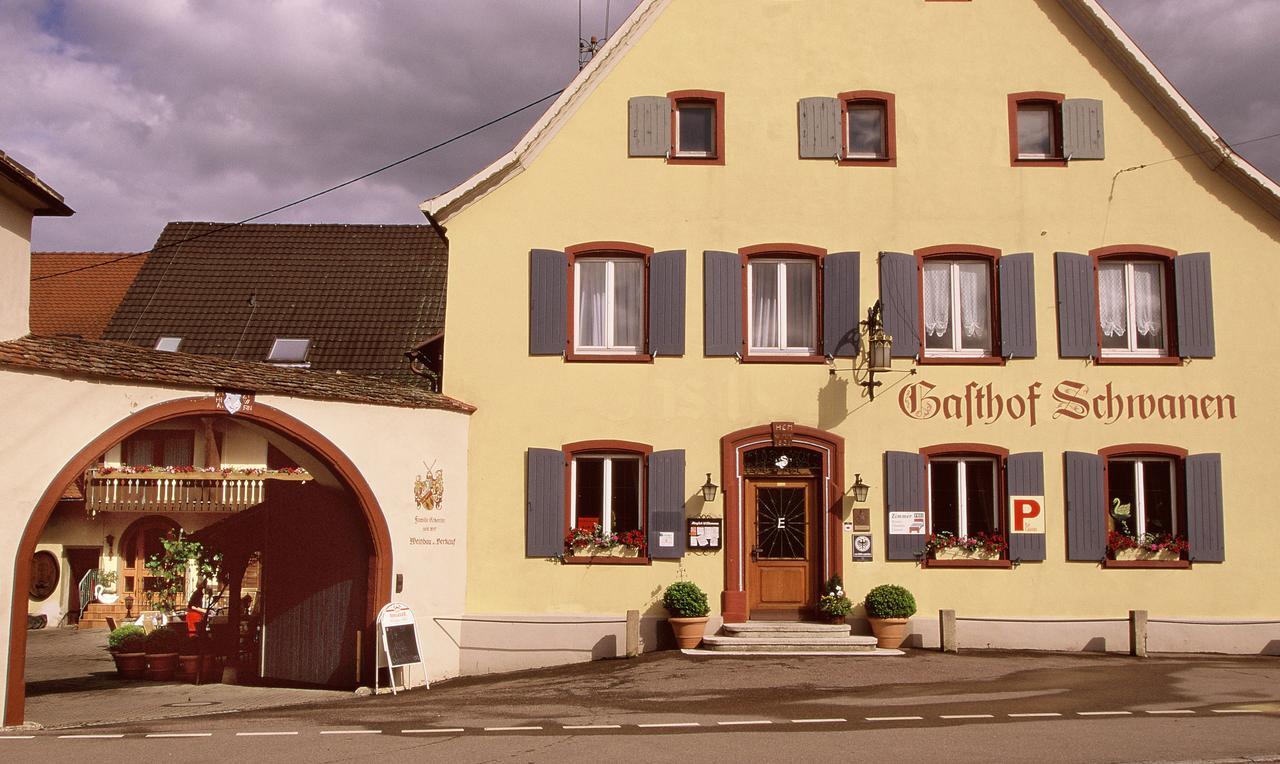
5,395,392,726
719,423,845,623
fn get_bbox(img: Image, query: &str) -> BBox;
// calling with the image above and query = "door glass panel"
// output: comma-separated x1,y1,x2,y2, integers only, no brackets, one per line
756,487,807,559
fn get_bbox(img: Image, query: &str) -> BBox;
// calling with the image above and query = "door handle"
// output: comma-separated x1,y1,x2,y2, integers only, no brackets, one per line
751,546,762,561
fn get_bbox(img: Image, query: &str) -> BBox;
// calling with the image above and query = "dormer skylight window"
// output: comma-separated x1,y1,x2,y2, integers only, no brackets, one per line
267,338,311,365
154,337,182,352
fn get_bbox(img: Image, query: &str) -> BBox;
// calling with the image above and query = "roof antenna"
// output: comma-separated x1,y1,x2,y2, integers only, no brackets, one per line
579,0,607,70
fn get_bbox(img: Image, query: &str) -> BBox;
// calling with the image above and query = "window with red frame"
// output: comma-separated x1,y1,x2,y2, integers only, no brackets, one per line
571,453,643,535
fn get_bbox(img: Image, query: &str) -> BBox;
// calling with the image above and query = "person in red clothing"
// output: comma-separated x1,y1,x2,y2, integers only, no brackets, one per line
186,580,210,638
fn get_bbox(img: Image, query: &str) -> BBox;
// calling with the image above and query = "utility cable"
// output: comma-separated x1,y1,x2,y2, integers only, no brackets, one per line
32,88,566,283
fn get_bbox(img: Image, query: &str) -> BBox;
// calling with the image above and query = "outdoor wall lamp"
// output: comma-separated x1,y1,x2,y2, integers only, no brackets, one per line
700,473,719,502
829,299,914,400
850,474,870,503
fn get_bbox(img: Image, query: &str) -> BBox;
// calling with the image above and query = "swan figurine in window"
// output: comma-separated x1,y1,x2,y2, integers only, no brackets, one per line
95,584,120,605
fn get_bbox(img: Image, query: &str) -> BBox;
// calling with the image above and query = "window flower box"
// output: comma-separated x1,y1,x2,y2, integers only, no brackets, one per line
924,531,1007,561
563,527,646,562
1106,531,1188,562
933,546,1000,561
1112,548,1180,562
567,544,641,559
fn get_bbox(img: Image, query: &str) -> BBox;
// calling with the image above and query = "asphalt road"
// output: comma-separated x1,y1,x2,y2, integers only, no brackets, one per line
7,649,1280,762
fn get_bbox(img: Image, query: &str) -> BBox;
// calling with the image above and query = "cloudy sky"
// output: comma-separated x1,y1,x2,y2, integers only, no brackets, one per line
5,0,1277,253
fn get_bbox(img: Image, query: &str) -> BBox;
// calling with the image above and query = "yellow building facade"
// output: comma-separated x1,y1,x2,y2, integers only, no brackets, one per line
426,0,1280,664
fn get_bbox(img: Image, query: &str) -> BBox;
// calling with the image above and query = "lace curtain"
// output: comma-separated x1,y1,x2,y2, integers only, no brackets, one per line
924,261,989,340
1099,261,1163,339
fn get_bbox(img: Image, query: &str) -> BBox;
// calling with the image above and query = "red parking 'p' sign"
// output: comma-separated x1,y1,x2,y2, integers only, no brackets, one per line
1009,496,1045,534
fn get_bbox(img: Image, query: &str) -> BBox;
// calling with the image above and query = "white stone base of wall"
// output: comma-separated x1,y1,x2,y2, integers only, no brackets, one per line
455,613,724,674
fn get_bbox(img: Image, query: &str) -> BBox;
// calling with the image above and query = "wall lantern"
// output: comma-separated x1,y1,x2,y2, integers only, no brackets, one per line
700,473,719,503
850,473,870,503
828,299,915,400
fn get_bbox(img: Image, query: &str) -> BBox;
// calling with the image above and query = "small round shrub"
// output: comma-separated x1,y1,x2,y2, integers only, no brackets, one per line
863,584,917,619
662,580,710,618
143,626,184,654
107,624,145,653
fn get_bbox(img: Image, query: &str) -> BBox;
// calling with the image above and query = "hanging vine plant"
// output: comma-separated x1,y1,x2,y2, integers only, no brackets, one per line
144,530,221,613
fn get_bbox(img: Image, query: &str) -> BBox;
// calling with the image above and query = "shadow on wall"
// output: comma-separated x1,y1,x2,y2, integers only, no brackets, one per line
1263,640,1280,656
817,372,851,432
591,635,618,660
1083,636,1108,652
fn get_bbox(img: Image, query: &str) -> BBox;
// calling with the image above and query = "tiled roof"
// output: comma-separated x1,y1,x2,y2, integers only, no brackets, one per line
0,334,474,413
103,222,448,383
31,252,147,339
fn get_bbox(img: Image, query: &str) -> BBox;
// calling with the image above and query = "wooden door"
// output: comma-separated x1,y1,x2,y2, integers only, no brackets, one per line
120,516,178,611
746,478,819,619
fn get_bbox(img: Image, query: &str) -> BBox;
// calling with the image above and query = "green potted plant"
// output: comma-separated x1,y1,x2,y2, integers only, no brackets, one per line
863,583,917,648
143,625,184,680
816,574,853,624
662,580,710,649
106,624,146,679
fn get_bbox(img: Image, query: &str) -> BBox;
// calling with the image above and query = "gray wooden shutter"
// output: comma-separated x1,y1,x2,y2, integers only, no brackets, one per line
1175,252,1215,358
999,252,1037,359
703,250,742,356
1186,453,1224,562
823,251,860,358
1007,452,1046,562
1055,251,1097,358
647,449,686,559
798,97,841,159
649,250,686,356
526,448,565,557
628,96,671,157
1064,451,1105,561
885,451,926,560
1063,98,1105,160
529,249,567,356
879,252,920,359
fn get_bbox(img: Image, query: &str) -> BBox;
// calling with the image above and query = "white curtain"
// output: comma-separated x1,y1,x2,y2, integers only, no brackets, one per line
751,262,779,348
1131,262,1163,337
576,261,607,347
923,263,951,337
957,262,990,341
612,260,643,348
1098,263,1127,338
785,262,815,349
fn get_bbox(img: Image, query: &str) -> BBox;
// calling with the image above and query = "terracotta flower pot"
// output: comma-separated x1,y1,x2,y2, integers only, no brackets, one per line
176,654,202,682
111,652,147,680
200,654,222,683
669,616,710,649
145,653,179,681
867,617,911,649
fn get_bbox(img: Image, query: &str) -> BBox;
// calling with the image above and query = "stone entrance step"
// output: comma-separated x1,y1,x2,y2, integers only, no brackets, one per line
77,602,129,631
701,621,879,653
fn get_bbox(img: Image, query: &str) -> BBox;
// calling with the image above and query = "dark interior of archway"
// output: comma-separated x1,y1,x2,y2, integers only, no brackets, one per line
196,481,369,689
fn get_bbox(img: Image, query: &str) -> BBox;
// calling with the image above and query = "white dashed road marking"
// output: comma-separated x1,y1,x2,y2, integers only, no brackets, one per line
0,736,34,740
941,714,995,720
1077,711,1132,716
1212,709,1262,714
1146,710,1195,715
145,733,212,738
1008,712,1062,718
58,734,124,739
403,728,466,733
236,731,299,736
319,729,381,735
717,720,772,726
866,716,924,722
483,726,543,732
637,722,700,728
791,718,846,724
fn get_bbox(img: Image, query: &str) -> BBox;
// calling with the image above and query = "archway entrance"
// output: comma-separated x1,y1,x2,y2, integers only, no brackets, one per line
6,396,392,726
720,423,844,624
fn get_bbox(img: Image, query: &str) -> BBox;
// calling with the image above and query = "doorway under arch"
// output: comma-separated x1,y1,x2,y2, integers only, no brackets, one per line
5,395,392,726
719,423,845,624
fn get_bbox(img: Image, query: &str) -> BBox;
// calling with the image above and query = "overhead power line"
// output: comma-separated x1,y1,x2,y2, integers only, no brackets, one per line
32,87,566,283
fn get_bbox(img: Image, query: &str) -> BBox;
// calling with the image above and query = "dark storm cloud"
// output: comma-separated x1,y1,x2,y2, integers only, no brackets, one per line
3,0,1275,252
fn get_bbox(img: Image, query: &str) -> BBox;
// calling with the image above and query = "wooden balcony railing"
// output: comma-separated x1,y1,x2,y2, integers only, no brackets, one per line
84,468,312,515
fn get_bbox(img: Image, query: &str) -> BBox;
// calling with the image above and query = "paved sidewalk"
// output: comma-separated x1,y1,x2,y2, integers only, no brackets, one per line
20,627,347,729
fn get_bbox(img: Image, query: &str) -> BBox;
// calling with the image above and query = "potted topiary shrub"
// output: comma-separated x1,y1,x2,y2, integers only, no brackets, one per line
863,583,917,648
143,625,183,680
662,580,710,649
106,624,147,679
